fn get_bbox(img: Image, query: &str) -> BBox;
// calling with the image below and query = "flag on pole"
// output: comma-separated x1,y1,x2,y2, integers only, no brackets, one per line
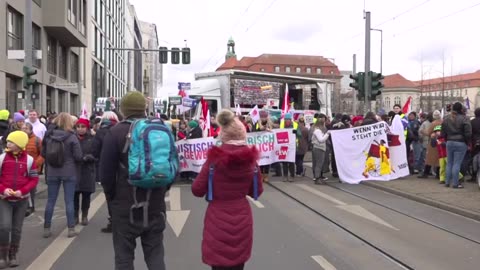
249,105,260,124
402,96,412,114
204,109,211,137
441,108,445,119
465,97,471,110
282,83,290,116
80,103,88,119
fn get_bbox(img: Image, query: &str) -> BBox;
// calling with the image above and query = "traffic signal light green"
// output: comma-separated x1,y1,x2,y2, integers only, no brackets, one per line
369,71,384,100
350,72,365,100
171,48,180,64
182,48,190,64
23,66,37,89
159,47,168,64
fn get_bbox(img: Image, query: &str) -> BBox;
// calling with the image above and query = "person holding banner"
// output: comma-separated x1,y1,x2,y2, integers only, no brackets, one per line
192,109,263,270
311,118,331,184
255,111,274,182
280,113,297,182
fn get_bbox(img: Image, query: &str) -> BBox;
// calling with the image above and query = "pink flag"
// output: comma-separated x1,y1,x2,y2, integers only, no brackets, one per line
80,103,88,119
282,83,290,116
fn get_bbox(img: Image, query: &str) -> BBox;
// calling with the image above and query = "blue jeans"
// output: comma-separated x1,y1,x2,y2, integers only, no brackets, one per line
412,141,424,171
44,176,77,228
0,199,28,246
446,141,467,186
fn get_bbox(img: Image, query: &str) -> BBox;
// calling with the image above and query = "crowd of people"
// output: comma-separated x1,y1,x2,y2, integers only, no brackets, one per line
0,96,477,269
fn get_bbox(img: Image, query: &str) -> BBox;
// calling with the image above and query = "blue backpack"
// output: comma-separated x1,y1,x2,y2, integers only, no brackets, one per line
122,118,179,188
122,119,179,227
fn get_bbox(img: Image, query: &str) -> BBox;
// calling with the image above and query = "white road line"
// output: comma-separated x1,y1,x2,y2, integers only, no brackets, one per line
311,255,337,270
168,187,181,211
297,184,347,206
26,194,106,270
246,195,265,208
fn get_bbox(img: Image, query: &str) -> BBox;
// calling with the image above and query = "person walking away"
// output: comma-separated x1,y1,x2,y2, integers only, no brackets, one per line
295,116,309,177
74,118,97,226
418,113,433,178
25,110,46,140
420,110,442,179
441,102,472,188
42,113,83,238
21,123,43,216
0,110,9,151
0,131,39,268
100,91,170,270
255,110,274,182
311,118,331,184
92,111,119,233
280,113,297,182
192,109,263,270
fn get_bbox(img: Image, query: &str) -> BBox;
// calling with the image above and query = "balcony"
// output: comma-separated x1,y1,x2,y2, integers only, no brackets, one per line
42,0,87,47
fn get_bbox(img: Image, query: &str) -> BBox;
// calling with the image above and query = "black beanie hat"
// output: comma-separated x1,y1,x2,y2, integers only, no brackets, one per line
120,91,146,117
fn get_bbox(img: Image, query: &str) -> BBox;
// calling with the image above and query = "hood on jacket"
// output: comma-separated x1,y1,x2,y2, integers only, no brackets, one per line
208,145,259,167
50,129,74,142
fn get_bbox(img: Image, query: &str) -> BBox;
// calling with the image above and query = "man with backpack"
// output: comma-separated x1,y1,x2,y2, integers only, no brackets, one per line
100,91,177,270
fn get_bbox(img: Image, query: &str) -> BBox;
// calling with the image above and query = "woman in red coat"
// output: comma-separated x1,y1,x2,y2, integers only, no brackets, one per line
192,109,263,270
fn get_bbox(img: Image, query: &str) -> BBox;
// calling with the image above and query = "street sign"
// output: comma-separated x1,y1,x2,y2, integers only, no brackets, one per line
54,83,78,90
169,96,182,105
178,82,191,90
182,98,196,107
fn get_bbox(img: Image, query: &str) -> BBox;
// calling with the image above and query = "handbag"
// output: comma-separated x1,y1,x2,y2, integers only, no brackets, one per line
206,165,259,202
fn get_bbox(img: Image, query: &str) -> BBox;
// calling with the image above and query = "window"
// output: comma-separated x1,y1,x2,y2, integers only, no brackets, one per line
295,67,301,73
32,24,41,68
306,67,311,73
71,52,79,83
79,0,86,35
68,0,77,26
330,70,335,74
316,68,322,74
7,7,23,50
384,97,391,109
47,36,57,74
274,66,280,72
59,46,67,78
285,67,291,73
260,68,265,72
394,96,401,105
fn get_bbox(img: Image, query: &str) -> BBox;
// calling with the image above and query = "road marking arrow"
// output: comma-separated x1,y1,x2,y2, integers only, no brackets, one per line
297,184,398,230
166,187,190,237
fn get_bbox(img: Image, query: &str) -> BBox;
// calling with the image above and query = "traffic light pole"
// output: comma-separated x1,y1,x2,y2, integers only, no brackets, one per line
352,54,357,115
24,0,33,110
364,11,371,112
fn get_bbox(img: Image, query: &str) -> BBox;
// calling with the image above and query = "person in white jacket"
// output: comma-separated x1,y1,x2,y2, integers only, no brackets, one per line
25,110,46,140
311,118,330,184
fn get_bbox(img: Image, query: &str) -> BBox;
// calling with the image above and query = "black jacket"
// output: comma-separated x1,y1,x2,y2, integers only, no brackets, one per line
441,114,472,143
99,119,167,220
187,126,203,139
471,117,480,146
42,126,83,177
76,132,97,193
0,120,9,140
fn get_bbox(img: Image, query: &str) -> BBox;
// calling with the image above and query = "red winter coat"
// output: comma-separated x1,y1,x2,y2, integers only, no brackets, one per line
192,144,263,267
0,151,39,201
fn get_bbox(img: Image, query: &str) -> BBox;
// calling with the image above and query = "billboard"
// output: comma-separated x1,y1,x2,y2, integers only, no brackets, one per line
232,79,282,106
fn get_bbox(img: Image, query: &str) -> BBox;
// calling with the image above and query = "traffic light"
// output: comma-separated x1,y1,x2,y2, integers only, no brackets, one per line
23,66,37,89
369,71,384,100
350,72,365,100
171,48,180,64
159,46,168,64
182,47,190,64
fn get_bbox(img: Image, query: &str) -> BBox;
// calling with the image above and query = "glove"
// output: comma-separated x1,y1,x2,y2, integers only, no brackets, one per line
83,154,96,162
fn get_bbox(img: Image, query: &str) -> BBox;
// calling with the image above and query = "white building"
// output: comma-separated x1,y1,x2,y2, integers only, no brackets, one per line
139,21,162,113
125,3,143,93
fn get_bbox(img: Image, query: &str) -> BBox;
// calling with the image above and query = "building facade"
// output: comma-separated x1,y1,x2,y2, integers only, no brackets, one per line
381,74,421,112
216,38,342,112
0,0,88,115
125,3,143,94
139,20,162,113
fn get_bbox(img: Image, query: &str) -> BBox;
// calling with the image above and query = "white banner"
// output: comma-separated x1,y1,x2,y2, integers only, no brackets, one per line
176,129,297,172
331,121,409,184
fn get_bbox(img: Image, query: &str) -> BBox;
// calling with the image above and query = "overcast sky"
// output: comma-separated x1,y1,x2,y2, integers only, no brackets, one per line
129,0,480,96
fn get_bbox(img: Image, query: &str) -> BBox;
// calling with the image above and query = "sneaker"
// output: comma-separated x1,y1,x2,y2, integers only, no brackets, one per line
320,177,328,182
67,228,77,238
101,222,112,233
43,227,51,238
452,184,464,189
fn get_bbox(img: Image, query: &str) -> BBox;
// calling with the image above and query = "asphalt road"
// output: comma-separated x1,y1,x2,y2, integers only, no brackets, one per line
15,178,480,270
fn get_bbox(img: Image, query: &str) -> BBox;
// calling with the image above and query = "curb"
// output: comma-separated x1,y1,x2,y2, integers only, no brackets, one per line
361,181,480,222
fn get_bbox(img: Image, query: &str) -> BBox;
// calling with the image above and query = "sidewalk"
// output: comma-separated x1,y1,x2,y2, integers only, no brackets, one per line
37,175,47,194
303,160,480,221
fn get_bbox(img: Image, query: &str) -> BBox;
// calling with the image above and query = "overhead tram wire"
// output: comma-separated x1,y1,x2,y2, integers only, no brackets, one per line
200,0,257,72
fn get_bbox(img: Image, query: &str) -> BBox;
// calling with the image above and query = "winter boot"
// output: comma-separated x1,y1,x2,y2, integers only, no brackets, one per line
101,219,112,233
0,246,8,269
43,227,51,238
81,211,89,226
67,228,77,238
8,245,19,267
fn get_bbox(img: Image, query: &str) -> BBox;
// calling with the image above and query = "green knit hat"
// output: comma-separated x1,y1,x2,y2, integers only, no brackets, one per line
188,120,199,129
120,91,146,117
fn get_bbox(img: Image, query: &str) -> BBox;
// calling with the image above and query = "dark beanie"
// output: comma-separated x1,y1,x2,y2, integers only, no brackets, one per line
452,102,463,114
120,91,146,117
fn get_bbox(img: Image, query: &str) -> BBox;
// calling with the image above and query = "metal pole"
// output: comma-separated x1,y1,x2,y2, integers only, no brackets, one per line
364,11,371,112
379,30,383,74
352,54,357,115
24,0,33,111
